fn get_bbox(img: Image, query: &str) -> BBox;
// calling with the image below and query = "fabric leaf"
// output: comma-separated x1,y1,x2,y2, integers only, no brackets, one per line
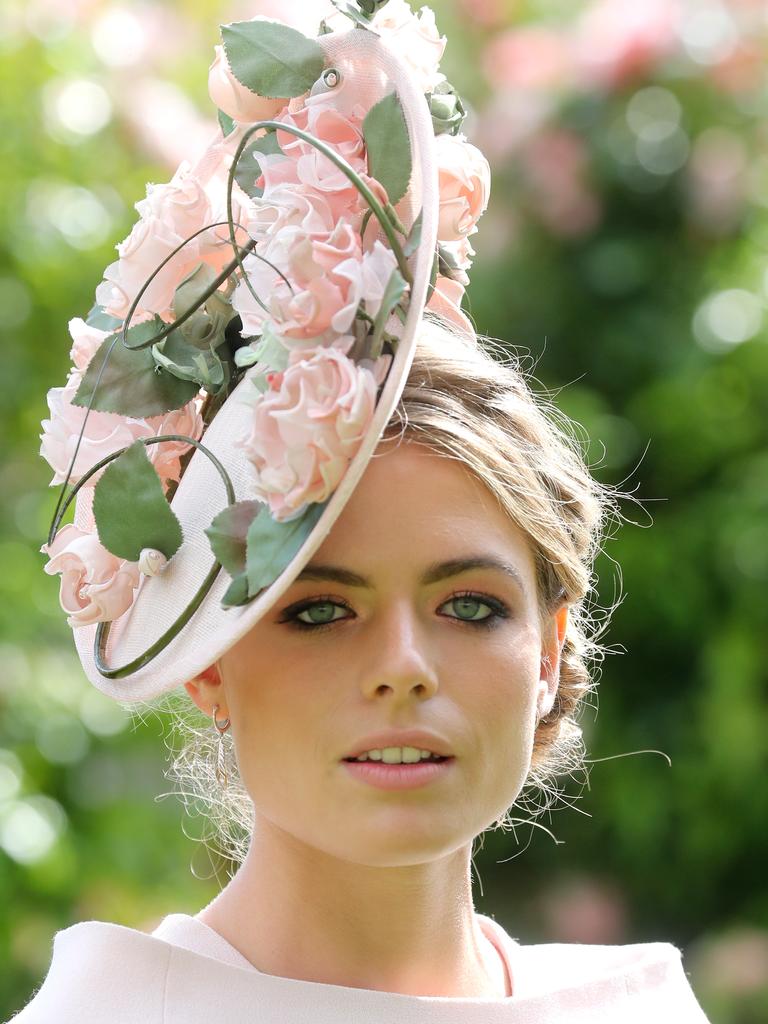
92,440,183,561
221,21,325,99
235,130,283,200
205,500,263,577
363,91,412,207
245,501,328,598
72,318,199,417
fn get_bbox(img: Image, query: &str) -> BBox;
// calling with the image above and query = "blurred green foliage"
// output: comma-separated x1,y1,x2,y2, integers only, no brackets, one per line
1,1,766,1022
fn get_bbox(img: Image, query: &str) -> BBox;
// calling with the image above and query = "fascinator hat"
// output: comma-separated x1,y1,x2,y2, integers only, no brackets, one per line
39,0,491,704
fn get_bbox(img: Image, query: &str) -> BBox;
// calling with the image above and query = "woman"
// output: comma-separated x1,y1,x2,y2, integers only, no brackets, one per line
14,1,710,1020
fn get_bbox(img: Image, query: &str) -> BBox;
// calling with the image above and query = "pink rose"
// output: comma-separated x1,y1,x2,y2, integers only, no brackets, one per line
95,162,216,320
325,0,447,93
435,133,491,241
208,42,288,123
40,372,203,488
41,524,141,627
145,400,205,485
235,347,378,520
68,318,110,373
40,373,156,487
426,276,476,337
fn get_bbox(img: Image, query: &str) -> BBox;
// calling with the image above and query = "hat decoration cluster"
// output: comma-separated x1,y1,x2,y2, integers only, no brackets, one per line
39,0,490,674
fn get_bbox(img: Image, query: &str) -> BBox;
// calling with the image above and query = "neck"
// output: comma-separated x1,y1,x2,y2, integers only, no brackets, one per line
195,817,511,998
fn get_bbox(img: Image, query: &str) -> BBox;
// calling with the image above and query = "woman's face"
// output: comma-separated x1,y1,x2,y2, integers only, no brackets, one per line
188,440,567,866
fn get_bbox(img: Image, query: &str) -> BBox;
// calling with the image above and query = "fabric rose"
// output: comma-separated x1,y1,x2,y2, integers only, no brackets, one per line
40,373,204,488
95,161,226,320
426,276,475,337
435,133,491,241
208,42,288,123
68,318,110,373
325,0,447,93
41,524,141,627
234,347,378,520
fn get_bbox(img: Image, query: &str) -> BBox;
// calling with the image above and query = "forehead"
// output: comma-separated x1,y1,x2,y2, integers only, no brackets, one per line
315,440,536,582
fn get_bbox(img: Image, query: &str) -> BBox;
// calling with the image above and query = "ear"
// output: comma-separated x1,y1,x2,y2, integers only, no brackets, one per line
537,604,569,721
184,661,226,717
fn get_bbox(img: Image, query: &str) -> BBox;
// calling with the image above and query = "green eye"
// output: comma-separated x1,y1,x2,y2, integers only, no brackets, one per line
295,601,346,626
447,596,493,621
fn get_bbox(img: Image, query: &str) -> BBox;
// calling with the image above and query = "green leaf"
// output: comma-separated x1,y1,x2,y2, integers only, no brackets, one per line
235,130,283,200
93,440,183,561
329,1,375,28
72,318,200,417
86,304,122,332
204,500,262,577
218,109,236,136
222,572,251,607
369,267,407,358
245,500,328,597
363,91,412,207
152,330,227,395
221,21,325,99
403,208,423,258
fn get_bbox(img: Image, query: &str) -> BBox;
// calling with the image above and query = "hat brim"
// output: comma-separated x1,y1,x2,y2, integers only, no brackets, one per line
72,28,439,703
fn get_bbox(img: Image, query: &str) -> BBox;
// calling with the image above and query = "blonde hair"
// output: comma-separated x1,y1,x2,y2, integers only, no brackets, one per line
148,313,632,867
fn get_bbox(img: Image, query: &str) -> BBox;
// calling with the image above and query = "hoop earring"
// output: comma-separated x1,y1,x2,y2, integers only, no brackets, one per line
212,703,231,788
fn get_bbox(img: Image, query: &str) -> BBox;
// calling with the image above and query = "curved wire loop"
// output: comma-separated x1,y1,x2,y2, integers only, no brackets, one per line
46,434,237,680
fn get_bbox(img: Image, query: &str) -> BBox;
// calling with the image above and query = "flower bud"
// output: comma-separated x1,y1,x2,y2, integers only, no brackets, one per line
429,81,466,137
208,44,287,124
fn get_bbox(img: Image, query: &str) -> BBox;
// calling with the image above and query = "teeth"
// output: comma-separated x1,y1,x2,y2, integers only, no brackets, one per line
352,746,439,764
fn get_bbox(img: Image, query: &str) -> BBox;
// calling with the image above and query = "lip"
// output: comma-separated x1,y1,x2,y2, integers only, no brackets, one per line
342,759,456,790
342,729,454,760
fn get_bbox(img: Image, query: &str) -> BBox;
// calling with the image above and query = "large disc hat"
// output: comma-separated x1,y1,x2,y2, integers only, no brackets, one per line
39,0,491,703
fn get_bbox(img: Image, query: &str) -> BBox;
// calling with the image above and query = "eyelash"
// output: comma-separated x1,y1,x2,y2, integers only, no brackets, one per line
278,590,510,634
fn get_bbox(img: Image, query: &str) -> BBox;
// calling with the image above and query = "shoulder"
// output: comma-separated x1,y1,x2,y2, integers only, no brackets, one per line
5,920,173,1024
515,939,710,1020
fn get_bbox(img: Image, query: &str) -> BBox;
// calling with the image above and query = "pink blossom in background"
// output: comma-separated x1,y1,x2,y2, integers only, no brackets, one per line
538,874,629,945
482,26,574,93
518,128,602,238
457,0,508,29
708,37,767,95
40,523,141,628
687,927,768,996
686,127,749,235
235,347,378,521
572,0,684,91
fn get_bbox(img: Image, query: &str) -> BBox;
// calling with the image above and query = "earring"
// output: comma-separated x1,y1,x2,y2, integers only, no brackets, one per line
212,703,231,788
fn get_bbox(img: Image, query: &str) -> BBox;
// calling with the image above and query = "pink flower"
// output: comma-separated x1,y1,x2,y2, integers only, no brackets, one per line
39,372,204,489
232,225,397,348
426,276,476,337
208,42,288,123
145,401,206,484
435,134,491,242
225,0,336,36
40,524,141,628
68,318,110,373
235,347,378,520
326,0,447,93
95,161,232,320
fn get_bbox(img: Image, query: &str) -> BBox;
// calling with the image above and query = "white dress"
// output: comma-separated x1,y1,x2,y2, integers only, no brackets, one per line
6,911,711,1023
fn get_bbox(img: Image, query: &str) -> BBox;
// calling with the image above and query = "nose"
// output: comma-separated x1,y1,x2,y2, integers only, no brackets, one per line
359,600,439,701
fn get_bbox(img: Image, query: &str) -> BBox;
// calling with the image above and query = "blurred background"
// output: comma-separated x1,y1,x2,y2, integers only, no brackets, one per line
1,0,767,1020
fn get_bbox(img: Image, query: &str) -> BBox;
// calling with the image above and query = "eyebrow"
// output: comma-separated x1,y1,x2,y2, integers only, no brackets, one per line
295,556,527,596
